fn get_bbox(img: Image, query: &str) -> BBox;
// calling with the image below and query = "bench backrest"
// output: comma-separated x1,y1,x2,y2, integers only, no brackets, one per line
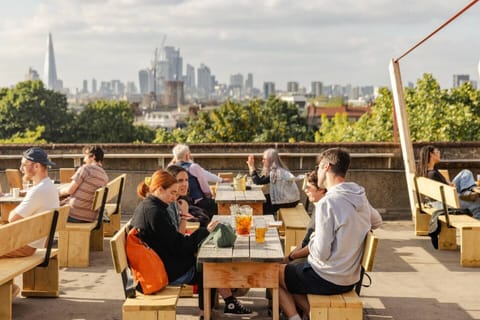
56,204,71,231
5,169,22,190
105,174,127,214
0,209,59,267
355,231,379,295
410,173,460,227
92,186,109,230
110,222,136,298
59,168,76,183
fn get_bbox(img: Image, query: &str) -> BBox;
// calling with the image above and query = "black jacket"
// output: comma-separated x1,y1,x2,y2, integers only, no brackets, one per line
130,195,209,282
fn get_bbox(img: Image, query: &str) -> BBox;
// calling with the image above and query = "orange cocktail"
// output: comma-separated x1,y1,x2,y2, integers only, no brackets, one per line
235,214,252,236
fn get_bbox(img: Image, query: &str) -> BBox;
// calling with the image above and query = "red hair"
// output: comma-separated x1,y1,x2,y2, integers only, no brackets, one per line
137,169,177,199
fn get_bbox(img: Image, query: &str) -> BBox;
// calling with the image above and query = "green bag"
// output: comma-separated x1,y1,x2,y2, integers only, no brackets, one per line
204,223,237,248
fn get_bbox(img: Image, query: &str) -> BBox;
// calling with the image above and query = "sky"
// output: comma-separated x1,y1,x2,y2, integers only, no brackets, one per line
0,0,479,92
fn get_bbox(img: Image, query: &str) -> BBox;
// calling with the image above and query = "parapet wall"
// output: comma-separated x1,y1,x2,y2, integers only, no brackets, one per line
2,142,479,219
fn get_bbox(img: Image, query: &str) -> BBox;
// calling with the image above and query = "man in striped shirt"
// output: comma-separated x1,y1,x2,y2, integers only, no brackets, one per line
59,146,109,222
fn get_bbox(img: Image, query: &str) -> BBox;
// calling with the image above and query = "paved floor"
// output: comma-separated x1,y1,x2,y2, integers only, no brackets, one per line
10,218,480,320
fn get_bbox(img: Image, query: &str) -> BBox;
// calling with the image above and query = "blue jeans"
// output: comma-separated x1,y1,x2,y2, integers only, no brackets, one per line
169,266,195,285
452,169,476,193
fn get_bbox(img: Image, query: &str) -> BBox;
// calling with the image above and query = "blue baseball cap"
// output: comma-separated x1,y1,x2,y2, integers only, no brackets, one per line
23,147,56,166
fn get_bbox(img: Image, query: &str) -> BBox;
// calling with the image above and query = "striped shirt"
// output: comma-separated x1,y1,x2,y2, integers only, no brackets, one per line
68,164,108,222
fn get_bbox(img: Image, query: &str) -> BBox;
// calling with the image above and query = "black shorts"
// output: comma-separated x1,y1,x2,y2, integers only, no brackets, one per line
284,261,354,295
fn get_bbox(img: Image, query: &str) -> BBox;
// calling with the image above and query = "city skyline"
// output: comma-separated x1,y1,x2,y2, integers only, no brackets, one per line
0,1,479,91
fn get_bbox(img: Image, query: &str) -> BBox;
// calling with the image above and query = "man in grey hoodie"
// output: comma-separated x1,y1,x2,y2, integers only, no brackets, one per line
278,148,382,320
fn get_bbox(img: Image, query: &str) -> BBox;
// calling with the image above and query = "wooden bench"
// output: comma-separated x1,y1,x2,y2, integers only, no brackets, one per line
307,231,379,320
5,169,22,190
278,204,310,255
0,207,65,320
411,174,480,267
59,167,76,183
58,186,108,267
110,223,181,320
103,174,127,237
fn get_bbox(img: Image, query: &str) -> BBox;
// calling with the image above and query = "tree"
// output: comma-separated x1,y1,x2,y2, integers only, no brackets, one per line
0,80,74,142
73,100,155,142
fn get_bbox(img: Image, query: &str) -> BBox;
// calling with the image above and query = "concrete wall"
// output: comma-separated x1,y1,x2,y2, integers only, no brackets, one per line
2,142,479,219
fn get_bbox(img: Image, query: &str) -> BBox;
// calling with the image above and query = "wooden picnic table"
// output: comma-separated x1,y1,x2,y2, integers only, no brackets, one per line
214,183,266,215
197,215,284,320
0,195,23,224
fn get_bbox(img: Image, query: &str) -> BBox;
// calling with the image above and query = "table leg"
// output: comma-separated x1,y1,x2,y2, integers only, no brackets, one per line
204,287,211,320
272,287,279,320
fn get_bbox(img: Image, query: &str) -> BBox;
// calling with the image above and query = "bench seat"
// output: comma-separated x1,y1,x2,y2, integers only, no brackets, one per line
411,174,480,266
308,290,363,320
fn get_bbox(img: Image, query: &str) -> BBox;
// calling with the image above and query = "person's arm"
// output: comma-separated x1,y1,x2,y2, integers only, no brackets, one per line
58,180,80,197
189,164,215,196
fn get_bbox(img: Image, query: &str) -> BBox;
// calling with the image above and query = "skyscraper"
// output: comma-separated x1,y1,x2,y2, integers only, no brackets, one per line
43,33,58,90
453,74,470,88
263,82,275,99
311,81,323,97
197,63,212,99
287,81,299,93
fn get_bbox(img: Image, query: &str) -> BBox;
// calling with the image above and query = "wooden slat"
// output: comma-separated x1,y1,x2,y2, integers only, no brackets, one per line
362,231,379,272
110,224,129,273
122,286,181,311
59,168,75,183
5,169,22,189
0,249,57,286
414,176,460,209
0,210,55,256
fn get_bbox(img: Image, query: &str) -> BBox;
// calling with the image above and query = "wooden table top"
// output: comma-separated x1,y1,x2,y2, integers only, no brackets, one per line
214,183,266,204
197,215,284,263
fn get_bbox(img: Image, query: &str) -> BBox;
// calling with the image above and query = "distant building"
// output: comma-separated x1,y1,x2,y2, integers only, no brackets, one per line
197,63,213,99
263,82,275,99
453,74,470,88
43,33,59,90
25,67,40,81
245,73,254,96
142,111,177,129
311,81,323,97
162,80,184,107
280,94,306,114
92,78,97,94
82,80,88,94
185,64,195,90
138,69,151,94
286,81,299,93
306,104,370,127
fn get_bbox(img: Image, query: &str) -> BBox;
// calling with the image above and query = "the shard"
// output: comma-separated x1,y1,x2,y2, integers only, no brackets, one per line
43,33,58,90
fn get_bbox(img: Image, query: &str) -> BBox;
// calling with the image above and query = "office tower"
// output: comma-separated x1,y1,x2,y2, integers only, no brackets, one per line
139,69,150,94
92,78,97,94
245,73,253,94
311,81,323,97
162,81,184,106
185,64,195,90
126,81,137,94
197,63,213,99
82,80,88,94
230,73,244,98
25,67,40,81
287,81,299,93
263,82,275,99
43,33,58,90
453,74,470,88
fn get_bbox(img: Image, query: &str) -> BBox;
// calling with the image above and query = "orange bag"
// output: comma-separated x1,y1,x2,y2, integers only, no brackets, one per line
126,228,168,294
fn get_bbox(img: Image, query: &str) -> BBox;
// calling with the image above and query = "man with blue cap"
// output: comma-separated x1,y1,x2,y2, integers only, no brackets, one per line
1,147,60,298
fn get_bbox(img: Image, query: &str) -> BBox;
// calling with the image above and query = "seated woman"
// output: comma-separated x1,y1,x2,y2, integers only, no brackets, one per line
130,169,253,318
286,169,327,263
165,165,210,232
416,145,480,218
246,148,300,215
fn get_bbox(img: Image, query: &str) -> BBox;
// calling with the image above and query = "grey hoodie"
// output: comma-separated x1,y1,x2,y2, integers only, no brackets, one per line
308,182,382,286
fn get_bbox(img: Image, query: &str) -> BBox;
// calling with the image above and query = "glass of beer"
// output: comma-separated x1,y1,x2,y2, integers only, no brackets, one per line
255,218,267,243
235,206,252,236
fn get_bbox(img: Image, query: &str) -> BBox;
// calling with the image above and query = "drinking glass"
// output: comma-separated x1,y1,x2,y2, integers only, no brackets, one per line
255,218,266,243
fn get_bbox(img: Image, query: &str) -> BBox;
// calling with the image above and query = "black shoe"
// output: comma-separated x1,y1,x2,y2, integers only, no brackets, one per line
224,297,254,316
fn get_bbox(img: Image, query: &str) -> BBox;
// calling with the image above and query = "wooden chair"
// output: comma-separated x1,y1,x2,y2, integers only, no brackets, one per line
58,186,108,267
103,174,127,236
59,168,76,183
5,169,22,190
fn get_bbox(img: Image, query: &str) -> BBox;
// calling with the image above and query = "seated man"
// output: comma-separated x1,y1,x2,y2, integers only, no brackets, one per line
1,147,60,297
58,145,109,223
171,144,227,216
279,148,383,319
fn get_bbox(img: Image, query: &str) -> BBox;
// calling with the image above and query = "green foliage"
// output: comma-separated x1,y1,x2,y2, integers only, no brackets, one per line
73,100,155,142
0,126,46,144
154,97,313,143
0,80,74,142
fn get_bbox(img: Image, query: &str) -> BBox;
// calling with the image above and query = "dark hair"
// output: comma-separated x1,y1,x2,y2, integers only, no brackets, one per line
166,165,187,177
306,170,318,188
83,145,105,162
317,148,350,177
137,169,177,199
416,145,436,177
